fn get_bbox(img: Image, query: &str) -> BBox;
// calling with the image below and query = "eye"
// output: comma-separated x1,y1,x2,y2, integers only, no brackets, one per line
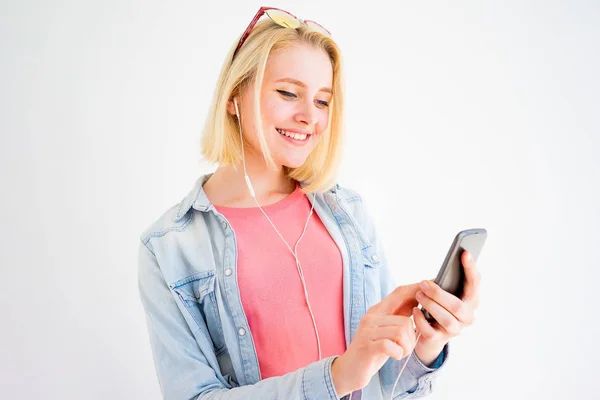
276,90,297,98
316,100,329,108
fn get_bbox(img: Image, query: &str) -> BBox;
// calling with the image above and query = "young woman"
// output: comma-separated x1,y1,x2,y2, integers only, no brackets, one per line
138,7,481,400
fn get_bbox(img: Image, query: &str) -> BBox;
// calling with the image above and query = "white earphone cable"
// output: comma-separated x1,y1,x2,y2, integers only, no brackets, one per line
235,100,323,361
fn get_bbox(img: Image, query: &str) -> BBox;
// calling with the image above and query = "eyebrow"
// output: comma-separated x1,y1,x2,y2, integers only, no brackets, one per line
275,77,332,94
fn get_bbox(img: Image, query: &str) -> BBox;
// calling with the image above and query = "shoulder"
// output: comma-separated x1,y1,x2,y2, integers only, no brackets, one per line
139,203,194,248
319,182,372,228
313,181,363,203
139,176,207,246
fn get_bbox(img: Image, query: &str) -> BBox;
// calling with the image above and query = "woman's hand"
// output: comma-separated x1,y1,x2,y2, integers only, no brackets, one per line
412,250,481,365
331,283,421,397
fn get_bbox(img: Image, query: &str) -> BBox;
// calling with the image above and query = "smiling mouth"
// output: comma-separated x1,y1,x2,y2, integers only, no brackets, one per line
276,128,311,141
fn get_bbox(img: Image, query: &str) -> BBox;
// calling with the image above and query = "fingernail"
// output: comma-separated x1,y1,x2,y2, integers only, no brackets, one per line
416,291,424,301
420,281,429,290
466,252,473,263
413,307,419,314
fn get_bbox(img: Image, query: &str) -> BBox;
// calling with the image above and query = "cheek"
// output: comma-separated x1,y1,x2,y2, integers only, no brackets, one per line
316,111,330,134
261,97,289,124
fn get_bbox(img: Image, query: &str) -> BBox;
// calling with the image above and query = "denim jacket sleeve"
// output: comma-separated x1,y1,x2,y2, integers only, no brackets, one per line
138,240,344,400
353,193,450,399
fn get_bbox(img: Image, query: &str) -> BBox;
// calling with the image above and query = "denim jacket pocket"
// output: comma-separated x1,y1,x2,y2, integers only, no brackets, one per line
170,271,226,353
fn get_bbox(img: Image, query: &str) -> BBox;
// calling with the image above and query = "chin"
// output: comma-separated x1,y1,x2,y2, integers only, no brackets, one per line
282,160,307,169
280,155,310,169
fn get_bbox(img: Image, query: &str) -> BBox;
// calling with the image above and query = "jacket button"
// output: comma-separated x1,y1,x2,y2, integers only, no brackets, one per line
238,328,246,336
222,221,228,229
371,254,379,261
225,268,233,276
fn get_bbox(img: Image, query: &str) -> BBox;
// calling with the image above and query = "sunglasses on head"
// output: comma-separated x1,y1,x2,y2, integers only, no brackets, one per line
233,6,331,59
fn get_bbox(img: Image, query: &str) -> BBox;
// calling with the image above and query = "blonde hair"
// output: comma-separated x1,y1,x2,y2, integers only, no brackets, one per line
200,18,345,194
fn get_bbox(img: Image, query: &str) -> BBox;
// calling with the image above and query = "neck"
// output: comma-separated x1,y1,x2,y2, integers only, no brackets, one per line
203,159,297,207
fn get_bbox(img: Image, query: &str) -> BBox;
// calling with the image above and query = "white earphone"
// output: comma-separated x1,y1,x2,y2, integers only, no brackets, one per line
233,97,323,361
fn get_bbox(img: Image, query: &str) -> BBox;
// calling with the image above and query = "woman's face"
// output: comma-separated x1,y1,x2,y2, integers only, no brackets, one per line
230,43,333,169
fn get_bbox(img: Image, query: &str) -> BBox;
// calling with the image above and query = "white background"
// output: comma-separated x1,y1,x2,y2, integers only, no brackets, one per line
1,0,598,399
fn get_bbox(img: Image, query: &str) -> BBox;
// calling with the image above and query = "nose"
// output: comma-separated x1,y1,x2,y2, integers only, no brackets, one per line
294,100,318,129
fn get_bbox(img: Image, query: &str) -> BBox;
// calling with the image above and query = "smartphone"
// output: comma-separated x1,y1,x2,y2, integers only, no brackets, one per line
421,228,487,323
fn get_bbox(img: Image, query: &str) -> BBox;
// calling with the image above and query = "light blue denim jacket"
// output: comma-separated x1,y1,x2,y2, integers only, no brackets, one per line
138,173,449,400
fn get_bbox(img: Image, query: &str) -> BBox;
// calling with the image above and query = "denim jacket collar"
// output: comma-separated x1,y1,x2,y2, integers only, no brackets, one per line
174,174,213,221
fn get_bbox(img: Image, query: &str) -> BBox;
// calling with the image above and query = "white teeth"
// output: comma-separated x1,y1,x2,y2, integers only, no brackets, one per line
277,128,308,141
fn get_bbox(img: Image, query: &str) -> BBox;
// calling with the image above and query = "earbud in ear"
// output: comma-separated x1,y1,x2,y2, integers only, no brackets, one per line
233,98,240,118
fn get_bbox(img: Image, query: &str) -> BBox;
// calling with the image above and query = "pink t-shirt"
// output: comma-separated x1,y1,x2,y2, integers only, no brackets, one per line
215,183,346,379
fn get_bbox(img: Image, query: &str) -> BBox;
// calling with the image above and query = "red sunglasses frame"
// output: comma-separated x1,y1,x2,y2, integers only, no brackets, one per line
233,6,331,59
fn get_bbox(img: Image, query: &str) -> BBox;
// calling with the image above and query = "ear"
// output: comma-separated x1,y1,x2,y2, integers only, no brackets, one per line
226,98,237,117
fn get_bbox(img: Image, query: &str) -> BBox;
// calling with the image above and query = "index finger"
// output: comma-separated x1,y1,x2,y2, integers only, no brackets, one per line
461,250,481,303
